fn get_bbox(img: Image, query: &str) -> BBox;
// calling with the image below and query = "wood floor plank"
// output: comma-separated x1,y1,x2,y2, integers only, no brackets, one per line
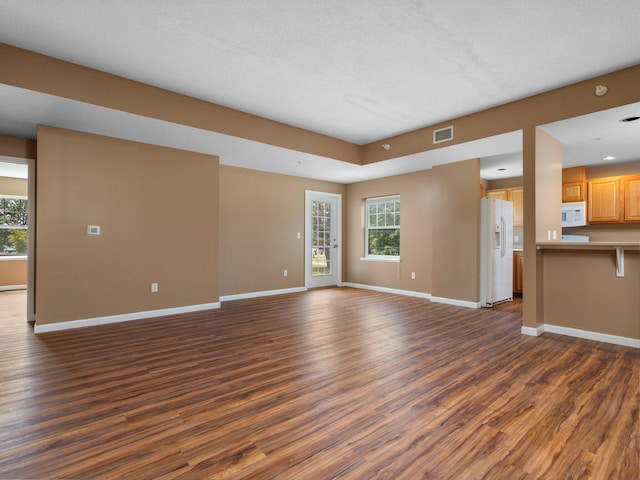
0,288,637,479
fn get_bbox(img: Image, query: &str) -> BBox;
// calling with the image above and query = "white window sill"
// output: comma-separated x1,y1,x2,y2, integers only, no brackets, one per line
0,256,28,261
360,256,400,263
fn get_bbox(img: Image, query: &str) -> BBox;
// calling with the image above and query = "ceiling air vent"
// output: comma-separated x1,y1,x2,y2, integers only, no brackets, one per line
433,126,454,144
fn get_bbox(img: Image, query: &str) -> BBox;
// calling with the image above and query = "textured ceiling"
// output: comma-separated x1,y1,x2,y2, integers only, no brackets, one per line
0,1,638,182
1,0,638,145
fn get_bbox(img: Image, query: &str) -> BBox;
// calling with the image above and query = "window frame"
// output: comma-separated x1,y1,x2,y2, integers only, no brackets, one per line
364,194,400,261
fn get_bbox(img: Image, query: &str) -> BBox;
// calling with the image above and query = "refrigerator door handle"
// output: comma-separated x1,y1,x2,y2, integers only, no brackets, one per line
500,216,506,258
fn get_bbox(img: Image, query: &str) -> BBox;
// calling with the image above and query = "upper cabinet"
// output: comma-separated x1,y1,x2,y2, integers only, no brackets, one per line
588,176,622,223
485,189,509,201
562,166,586,202
510,187,524,227
587,174,639,224
484,187,523,226
623,174,640,222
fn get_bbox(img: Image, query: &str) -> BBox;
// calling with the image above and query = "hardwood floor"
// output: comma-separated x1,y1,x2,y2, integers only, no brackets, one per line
0,288,638,479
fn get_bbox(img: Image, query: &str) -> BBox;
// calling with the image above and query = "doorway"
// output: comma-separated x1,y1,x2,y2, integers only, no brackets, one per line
0,158,33,322
305,191,342,288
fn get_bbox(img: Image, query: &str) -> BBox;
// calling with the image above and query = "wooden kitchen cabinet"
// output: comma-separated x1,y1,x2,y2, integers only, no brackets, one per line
562,166,586,202
588,176,622,223
485,189,509,201
510,188,523,227
485,187,523,226
623,174,640,222
513,251,523,294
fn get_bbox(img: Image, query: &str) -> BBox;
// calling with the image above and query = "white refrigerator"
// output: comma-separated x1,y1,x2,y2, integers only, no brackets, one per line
480,197,513,307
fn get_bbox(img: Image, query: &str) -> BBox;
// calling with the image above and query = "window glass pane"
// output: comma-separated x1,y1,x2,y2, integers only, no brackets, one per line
368,229,400,256
0,228,28,255
385,213,394,226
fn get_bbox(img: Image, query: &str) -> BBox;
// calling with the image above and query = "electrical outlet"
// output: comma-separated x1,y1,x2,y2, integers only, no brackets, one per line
151,282,158,293
411,272,416,280
283,269,288,277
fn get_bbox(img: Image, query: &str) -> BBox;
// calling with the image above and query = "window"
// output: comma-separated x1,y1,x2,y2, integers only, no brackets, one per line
0,196,28,256
366,195,400,259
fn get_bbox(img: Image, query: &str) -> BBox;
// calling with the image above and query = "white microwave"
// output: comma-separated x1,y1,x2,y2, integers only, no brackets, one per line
562,201,587,227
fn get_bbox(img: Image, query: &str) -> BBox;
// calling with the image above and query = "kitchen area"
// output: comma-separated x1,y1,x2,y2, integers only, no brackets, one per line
480,101,639,346
535,103,639,346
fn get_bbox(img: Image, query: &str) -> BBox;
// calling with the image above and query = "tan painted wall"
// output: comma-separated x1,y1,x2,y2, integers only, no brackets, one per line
542,250,639,339
0,258,27,287
431,159,480,303
0,176,27,196
486,177,523,190
345,170,432,294
535,129,563,242
0,134,37,160
219,165,345,296
36,126,219,325
586,159,640,179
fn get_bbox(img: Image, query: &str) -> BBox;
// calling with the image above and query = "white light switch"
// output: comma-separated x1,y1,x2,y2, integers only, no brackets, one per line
88,225,100,236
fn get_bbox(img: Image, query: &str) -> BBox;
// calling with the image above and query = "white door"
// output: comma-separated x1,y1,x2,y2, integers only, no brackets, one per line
305,191,341,288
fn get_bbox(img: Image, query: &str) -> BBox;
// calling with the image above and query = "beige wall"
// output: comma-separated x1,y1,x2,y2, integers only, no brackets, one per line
543,250,639,339
432,159,480,303
486,177,523,190
586,159,640,179
345,170,432,294
0,176,27,196
535,128,563,242
0,258,27,288
0,134,36,160
36,126,219,325
219,165,345,296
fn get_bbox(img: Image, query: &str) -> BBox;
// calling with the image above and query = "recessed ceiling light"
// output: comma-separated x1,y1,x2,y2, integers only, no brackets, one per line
619,116,640,122
603,156,616,161
497,168,506,171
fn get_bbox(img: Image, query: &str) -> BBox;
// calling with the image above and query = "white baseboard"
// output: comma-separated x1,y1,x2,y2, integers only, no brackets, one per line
521,325,545,337
544,324,640,348
0,284,26,291
430,296,481,308
220,287,307,302
342,282,431,300
522,323,639,348
34,302,221,334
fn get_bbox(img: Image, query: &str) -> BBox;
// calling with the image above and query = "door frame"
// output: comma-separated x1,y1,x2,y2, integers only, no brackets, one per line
305,190,342,289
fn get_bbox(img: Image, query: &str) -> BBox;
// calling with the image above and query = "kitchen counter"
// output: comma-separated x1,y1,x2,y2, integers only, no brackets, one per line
537,241,640,250
537,241,639,277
